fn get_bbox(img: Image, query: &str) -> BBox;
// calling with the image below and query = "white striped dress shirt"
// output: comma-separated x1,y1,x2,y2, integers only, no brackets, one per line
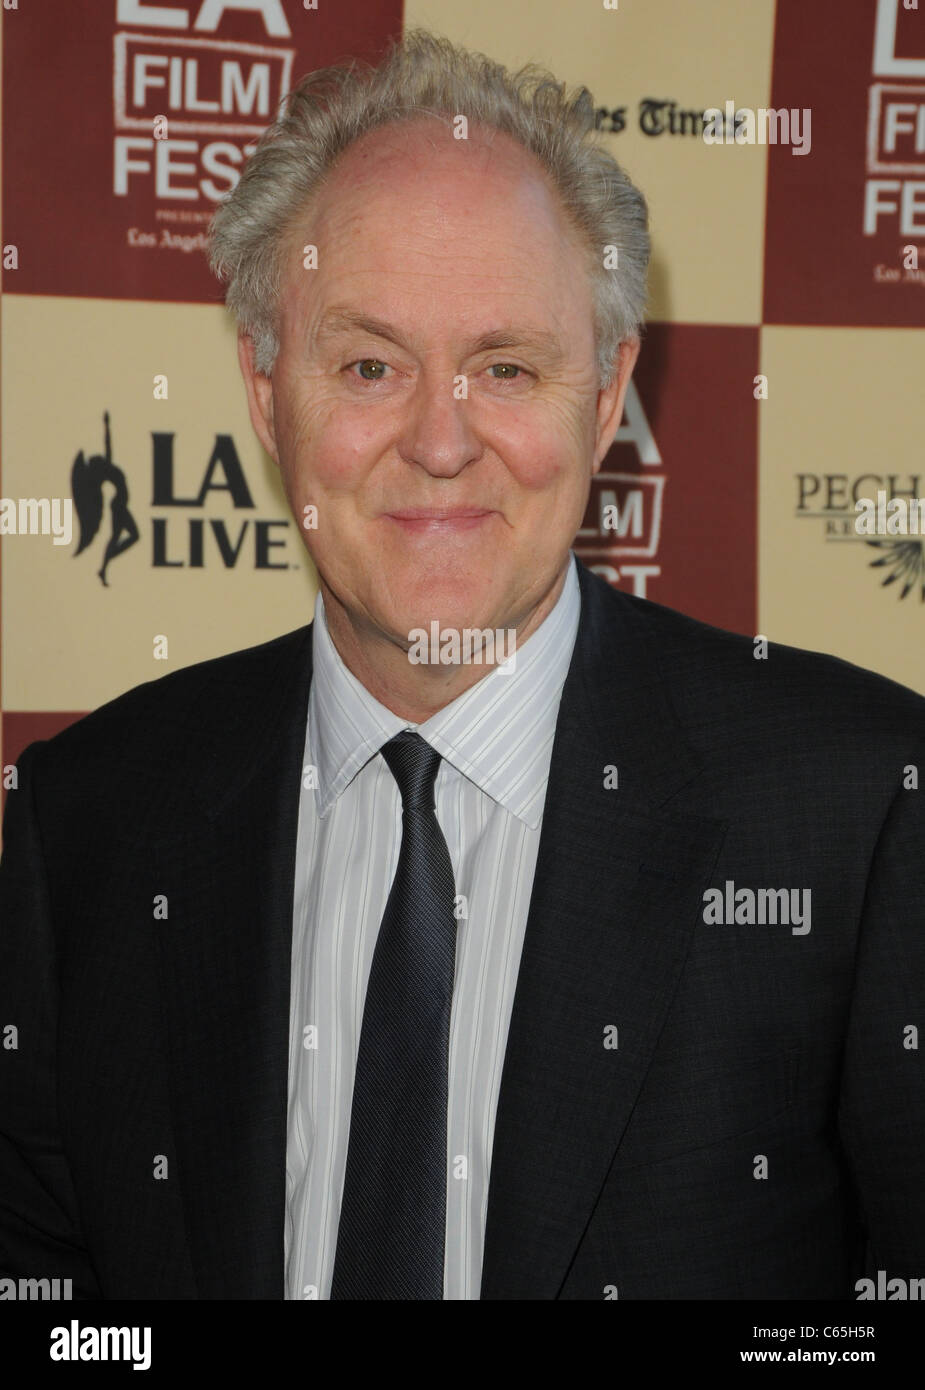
284,551,581,1299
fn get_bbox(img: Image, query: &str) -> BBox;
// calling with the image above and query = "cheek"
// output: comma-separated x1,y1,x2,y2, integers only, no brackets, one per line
275,392,384,498
489,401,592,495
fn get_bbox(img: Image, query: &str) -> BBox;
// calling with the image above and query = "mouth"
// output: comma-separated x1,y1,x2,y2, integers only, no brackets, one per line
384,508,495,533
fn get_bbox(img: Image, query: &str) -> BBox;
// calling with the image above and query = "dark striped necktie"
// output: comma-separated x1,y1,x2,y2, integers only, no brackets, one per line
330,730,458,1300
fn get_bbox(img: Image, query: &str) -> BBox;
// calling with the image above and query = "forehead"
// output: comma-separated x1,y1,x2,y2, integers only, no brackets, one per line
324,116,551,190
281,120,592,336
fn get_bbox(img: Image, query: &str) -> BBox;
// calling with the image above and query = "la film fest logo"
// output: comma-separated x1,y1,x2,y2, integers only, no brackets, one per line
110,0,322,262
114,0,296,217
794,471,925,603
68,410,297,585
865,0,925,254
573,380,665,600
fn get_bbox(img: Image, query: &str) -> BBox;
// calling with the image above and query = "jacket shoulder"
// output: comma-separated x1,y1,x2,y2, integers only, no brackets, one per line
596,577,925,739
21,623,312,778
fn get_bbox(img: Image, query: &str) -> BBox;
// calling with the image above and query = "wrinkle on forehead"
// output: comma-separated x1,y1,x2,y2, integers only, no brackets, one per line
302,116,585,260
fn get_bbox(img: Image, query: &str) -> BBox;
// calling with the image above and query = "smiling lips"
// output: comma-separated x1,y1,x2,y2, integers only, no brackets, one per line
385,508,494,532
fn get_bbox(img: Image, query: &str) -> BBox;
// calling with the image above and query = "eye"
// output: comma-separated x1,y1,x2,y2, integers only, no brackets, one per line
487,363,523,380
346,359,390,381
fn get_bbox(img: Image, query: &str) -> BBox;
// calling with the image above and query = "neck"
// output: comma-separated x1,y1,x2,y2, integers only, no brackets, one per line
319,561,570,723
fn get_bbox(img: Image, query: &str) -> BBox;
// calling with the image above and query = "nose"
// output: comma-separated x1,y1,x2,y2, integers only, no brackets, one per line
396,370,482,478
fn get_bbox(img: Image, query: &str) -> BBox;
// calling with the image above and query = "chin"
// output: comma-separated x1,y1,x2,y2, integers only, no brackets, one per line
385,590,502,644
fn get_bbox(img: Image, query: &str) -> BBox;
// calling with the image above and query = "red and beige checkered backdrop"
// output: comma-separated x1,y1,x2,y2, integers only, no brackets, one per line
2,0,924,792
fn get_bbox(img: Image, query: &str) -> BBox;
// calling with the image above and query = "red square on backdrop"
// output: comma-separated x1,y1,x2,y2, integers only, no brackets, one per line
574,323,759,637
764,0,925,326
2,1,403,305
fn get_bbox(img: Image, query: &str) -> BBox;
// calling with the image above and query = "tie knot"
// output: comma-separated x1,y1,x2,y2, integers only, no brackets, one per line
380,731,442,811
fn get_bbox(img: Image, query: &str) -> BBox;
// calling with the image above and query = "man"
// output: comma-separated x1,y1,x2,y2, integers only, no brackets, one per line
1,30,923,1301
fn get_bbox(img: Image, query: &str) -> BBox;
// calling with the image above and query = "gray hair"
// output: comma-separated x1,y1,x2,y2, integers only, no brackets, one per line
208,28,650,388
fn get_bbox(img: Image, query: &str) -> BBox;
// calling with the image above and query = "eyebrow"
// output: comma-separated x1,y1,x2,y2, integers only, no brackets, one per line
314,308,567,366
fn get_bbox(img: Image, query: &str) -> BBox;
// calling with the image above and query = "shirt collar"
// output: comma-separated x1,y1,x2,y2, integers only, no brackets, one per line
308,552,581,828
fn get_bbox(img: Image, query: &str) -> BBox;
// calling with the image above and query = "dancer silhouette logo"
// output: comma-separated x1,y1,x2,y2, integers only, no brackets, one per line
71,412,140,586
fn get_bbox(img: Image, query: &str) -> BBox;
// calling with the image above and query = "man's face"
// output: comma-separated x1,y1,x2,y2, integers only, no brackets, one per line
240,119,638,649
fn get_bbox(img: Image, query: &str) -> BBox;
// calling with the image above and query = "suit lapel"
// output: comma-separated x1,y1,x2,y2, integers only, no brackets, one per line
480,564,728,1298
152,624,314,1298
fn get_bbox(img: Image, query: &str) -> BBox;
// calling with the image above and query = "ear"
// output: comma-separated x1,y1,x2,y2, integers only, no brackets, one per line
237,333,279,465
591,336,641,475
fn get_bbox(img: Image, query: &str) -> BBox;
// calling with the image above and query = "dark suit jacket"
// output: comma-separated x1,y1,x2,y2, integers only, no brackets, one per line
1,561,923,1299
